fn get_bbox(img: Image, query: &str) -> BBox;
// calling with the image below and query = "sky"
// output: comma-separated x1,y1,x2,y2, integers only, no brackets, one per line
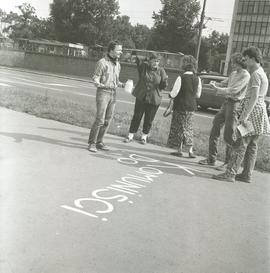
0,0,235,35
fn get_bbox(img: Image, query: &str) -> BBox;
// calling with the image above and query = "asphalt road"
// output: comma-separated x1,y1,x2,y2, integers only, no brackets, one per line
1,107,269,273
0,66,217,127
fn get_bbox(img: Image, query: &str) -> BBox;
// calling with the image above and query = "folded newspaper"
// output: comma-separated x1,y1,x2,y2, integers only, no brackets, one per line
237,121,254,137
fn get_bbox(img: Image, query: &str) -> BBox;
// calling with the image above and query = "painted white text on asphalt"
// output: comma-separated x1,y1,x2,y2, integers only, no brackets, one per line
61,153,197,221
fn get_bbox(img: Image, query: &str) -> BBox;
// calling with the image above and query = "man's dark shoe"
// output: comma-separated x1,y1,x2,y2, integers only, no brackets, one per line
212,172,235,183
96,142,110,151
140,138,147,145
170,151,183,157
123,137,133,143
235,174,251,183
198,158,215,166
188,152,196,158
215,163,228,171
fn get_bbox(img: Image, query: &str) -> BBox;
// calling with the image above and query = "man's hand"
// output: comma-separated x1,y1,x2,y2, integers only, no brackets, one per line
239,118,248,126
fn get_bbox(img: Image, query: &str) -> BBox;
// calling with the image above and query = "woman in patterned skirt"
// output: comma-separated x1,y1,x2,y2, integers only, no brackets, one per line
213,47,270,183
167,55,202,158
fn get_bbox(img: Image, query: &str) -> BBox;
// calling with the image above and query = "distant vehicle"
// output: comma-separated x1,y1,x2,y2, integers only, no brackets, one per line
265,96,270,117
266,82,270,117
197,74,228,110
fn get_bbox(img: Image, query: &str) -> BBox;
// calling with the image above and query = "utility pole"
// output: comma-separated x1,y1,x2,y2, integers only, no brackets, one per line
195,0,207,62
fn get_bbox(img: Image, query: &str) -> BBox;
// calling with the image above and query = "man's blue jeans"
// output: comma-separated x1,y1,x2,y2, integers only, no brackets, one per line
208,99,240,163
88,89,116,144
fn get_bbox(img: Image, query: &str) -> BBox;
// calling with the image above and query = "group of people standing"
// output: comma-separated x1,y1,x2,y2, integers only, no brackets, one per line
210,47,270,182
87,40,270,183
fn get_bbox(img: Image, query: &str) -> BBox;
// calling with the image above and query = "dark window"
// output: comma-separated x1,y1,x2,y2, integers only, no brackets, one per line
234,21,241,34
267,23,270,35
255,22,262,35
242,1,249,13
237,41,242,52
244,21,251,34
261,22,268,36
264,2,270,15
239,21,245,34
258,1,265,14
238,0,244,14
243,41,249,48
253,1,259,13
248,1,255,14
250,21,256,35
232,41,237,52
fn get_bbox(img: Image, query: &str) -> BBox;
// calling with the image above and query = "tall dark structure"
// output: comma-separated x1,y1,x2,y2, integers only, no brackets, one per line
224,0,270,76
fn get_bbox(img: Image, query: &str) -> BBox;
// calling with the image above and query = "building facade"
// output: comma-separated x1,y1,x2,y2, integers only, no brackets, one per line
224,0,270,76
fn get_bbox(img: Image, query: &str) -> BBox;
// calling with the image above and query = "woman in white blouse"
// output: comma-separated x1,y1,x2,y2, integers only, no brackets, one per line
167,55,202,158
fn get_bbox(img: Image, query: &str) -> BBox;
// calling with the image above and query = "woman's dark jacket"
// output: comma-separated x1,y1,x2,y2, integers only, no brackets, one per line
132,57,168,106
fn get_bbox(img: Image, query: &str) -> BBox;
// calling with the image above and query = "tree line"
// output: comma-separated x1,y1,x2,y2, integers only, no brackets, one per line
0,0,229,72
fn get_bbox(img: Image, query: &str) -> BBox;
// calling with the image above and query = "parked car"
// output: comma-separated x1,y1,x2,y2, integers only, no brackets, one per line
197,74,228,110
265,96,270,117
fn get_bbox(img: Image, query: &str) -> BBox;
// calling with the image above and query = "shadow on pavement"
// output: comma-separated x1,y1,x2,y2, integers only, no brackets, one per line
0,128,227,183
0,131,86,149
38,127,89,137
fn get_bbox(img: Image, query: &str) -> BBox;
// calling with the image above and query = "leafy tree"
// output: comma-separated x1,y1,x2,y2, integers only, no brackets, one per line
132,24,151,49
50,0,119,46
3,3,55,40
31,17,56,40
4,3,38,39
148,0,200,54
207,30,228,54
205,31,229,72
108,15,135,48
197,37,211,71
0,8,7,20
0,9,7,37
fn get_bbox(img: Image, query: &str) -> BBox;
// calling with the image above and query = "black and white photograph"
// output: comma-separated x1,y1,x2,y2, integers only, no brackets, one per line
0,0,270,272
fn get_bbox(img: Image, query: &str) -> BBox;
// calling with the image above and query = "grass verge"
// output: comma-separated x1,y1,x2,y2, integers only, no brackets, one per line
1,87,269,172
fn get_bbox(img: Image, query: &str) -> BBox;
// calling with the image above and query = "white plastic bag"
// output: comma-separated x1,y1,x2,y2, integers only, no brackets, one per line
124,79,134,94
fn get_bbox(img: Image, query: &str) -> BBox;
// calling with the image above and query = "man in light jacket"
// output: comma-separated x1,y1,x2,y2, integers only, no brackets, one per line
88,40,124,152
